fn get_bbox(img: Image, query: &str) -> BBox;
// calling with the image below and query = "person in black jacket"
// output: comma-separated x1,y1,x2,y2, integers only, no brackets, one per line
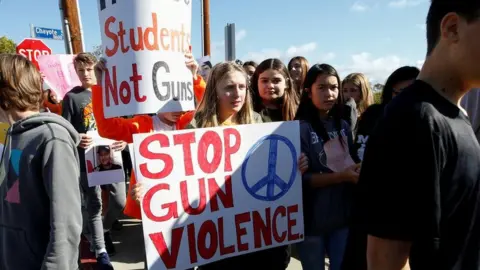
342,65,419,270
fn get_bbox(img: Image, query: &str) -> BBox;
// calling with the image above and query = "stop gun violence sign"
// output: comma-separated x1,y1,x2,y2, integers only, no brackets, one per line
16,38,52,69
132,121,305,270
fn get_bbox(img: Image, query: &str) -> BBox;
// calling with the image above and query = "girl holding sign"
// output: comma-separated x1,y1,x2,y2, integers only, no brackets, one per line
92,53,205,221
294,64,361,270
190,61,308,270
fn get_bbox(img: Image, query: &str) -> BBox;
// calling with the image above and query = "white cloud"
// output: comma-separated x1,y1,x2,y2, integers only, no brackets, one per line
285,42,317,57
236,29,247,41
416,23,426,31
336,52,419,83
319,52,336,62
351,2,368,12
241,42,334,64
389,0,425,8
242,48,284,63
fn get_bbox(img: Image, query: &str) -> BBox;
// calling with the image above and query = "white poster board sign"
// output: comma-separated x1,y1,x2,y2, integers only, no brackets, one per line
97,0,194,118
85,131,125,187
133,121,304,270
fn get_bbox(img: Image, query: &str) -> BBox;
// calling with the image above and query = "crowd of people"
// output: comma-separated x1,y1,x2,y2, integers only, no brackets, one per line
2,1,480,270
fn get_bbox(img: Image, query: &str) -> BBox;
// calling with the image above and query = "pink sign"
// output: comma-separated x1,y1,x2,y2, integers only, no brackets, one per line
38,54,81,99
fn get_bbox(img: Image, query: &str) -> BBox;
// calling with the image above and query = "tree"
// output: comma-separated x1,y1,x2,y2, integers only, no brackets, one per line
0,36,16,54
374,91,382,104
91,45,103,59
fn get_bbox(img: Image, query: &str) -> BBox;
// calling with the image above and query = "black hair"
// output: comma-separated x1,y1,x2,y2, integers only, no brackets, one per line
243,61,258,68
381,66,420,105
202,61,213,68
97,145,111,154
426,0,480,55
295,63,344,143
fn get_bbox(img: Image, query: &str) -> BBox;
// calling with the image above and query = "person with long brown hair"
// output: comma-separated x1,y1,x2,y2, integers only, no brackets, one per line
288,56,309,95
342,73,374,117
251,58,299,123
189,61,260,127
193,61,308,270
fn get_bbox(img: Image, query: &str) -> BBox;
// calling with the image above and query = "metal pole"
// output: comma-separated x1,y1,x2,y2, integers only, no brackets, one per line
64,19,73,54
202,0,211,56
75,0,85,51
200,0,204,56
59,0,69,53
30,24,35,38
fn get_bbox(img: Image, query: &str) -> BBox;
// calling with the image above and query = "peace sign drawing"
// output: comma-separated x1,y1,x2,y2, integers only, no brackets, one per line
241,134,297,201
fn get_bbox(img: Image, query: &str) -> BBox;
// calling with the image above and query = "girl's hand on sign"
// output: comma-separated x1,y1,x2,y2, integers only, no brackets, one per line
131,182,144,205
185,53,199,79
94,58,107,84
79,133,93,149
111,141,127,152
297,152,309,174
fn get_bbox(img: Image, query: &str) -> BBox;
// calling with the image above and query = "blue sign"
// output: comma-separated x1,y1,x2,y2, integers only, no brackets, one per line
241,134,297,201
33,26,63,41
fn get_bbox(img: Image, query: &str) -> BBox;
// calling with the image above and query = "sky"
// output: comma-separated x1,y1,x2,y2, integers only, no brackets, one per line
0,0,429,83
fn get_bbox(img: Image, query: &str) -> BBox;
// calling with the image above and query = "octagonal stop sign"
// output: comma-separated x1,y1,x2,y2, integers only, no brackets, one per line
16,38,52,69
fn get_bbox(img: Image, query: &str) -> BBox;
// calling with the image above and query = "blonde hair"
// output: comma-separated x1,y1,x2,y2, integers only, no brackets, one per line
0,54,43,111
342,73,374,115
194,62,255,128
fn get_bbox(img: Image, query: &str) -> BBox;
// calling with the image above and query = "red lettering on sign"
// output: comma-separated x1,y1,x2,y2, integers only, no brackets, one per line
104,63,145,107
149,227,184,269
197,131,223,174
139,133,173,179
287,205,300,241
143,183,178,222
252,207,272,248
187,223,198,264
104,13,191,57
273,206,287,242
208,176,234,212
218,217,235,256
234,213,250,252
180,178,207,215
104,16,118,57
173,132,196,176
223,128,241,172
197,220,218,260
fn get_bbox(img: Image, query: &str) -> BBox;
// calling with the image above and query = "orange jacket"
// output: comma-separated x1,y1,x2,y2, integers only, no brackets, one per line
92,75,205,219
43,100,62,115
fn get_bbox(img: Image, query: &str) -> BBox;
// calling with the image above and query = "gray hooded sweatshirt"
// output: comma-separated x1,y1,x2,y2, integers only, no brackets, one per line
0,113,82,270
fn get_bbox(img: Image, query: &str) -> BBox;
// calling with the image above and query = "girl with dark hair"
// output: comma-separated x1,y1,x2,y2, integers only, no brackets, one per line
243,60,257,80
251,58,299,122
295,63,361,270
341,65,420,270
288,56,309,95
353,66,420,160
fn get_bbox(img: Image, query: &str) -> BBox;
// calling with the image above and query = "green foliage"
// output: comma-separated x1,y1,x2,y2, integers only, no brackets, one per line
374,91,382,104
0,36,16,54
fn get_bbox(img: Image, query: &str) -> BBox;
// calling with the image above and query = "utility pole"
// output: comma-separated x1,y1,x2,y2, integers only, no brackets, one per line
60,0,84,54
202,0,211,56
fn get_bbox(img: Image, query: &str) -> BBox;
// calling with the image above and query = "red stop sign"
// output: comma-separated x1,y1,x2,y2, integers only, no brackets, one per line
16,38,52,69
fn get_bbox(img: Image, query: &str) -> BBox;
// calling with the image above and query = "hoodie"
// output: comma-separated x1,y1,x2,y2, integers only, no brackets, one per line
0,113,82,270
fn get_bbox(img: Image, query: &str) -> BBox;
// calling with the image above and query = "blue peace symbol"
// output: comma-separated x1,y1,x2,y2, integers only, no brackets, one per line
241,134,297,201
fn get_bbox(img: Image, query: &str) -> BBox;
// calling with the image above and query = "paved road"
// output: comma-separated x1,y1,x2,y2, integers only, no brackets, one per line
110,218,305,270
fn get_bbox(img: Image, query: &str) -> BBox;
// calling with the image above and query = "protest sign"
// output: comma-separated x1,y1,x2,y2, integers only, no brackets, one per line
97,0,194,118
38,54,82,99
85,131,125,187
133,121,304,270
